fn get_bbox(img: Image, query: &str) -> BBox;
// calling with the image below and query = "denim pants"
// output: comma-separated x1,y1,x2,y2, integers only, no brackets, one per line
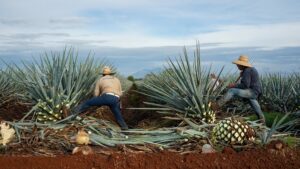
78,94,128,129
219,88,265,121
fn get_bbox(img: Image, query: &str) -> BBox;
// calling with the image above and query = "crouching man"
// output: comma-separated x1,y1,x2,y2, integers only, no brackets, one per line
213,55,265,124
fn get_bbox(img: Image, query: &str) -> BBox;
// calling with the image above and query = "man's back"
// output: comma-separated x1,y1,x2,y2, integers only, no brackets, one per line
95,75,122,96
239,67,262,95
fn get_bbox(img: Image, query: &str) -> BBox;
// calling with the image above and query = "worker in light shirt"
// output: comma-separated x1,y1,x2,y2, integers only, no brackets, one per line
76,66,128,130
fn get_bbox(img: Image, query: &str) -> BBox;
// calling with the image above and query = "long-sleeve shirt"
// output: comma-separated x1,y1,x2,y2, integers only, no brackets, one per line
94,75,122,97
236,67,262,96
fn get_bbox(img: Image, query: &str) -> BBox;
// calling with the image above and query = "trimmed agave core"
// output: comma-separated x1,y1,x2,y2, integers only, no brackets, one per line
212,119,255,145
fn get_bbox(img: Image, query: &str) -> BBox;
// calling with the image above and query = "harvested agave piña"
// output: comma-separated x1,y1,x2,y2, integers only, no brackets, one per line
212,118,255,145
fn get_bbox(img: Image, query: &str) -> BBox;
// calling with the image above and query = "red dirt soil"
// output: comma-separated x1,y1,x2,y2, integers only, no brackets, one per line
0,148,300,169
0,101,29,121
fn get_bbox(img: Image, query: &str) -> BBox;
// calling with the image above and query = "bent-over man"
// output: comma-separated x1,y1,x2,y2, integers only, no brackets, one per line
76,66,128,130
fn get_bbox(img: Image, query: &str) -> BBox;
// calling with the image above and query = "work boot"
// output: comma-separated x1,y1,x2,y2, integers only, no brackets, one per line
121,125,129,130
258,118,266,125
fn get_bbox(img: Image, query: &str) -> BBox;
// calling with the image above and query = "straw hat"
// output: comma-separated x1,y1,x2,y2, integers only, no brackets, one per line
102,66,113,75
232,55,252,67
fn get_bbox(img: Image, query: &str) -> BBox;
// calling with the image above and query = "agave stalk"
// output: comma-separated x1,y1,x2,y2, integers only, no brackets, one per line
7,47,112,123
140,43,228,123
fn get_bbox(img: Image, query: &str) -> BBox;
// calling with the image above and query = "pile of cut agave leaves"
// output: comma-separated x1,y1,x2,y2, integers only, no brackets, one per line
0,106,285,156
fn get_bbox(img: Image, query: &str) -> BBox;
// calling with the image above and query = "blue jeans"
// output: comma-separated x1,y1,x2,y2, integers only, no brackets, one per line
77,94,128,129
219,88,265,121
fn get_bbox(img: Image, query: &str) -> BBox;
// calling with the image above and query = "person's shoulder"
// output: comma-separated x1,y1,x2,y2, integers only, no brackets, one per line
243,67,251,73
245,67,258,72
249,67,258,72
248,67,259,75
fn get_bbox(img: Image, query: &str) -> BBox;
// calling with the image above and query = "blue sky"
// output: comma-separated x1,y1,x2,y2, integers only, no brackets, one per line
0,0,300,75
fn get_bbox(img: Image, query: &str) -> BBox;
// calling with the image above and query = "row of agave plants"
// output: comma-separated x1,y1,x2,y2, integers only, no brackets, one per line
0,45,298,147
142,55,300,115
260,73,300,113
1,48,201,148
0,69,21,108
1,48,117,123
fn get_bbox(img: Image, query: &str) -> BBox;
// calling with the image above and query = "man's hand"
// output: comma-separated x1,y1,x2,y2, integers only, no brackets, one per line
210,73,217,79
227,83,236,88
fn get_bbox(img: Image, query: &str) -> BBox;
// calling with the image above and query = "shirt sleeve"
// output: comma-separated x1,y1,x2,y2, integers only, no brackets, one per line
236,69,251,89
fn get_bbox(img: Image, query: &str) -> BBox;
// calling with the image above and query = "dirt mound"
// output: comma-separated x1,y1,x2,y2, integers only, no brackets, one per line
0,102,29,121
0,148,299,169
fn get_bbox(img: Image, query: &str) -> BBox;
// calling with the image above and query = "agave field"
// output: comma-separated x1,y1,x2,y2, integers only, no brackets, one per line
0,45,299,169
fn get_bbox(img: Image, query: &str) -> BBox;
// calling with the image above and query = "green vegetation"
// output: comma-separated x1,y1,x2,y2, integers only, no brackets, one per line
127,75,135,82
0,69,20,107
260,73,300,113
140,44,228,124
7,48,111,123
0,44,299,148
281,136,300,148
246,112,295,128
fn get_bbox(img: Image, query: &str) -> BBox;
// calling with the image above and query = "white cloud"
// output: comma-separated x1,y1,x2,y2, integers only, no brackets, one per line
196,22,300,50
0,0,300,75
1,19,300,50
58,21,300,49
0,0,300,49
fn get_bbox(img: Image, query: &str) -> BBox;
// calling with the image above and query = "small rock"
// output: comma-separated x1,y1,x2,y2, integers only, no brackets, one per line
72,146,94,155
275,143,283,150
202,144,216,154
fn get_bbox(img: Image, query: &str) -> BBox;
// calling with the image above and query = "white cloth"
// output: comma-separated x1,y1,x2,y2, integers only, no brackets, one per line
208,78,220,91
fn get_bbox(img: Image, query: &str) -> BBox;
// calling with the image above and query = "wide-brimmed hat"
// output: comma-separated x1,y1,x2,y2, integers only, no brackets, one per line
102,66,114,75
232,55,252,67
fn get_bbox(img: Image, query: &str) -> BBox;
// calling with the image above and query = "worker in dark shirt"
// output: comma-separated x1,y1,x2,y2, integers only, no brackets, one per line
215,55,265,124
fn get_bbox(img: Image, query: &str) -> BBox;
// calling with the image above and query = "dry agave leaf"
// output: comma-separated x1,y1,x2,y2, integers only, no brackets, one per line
0,122,15,146
75,129,90,145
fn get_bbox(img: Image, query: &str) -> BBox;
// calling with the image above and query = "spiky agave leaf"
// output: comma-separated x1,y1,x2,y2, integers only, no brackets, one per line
258,112,298,145
8,47,113,123
141,43,228,123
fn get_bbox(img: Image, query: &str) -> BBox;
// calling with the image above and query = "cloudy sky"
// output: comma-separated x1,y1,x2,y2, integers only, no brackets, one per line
0,0,300,75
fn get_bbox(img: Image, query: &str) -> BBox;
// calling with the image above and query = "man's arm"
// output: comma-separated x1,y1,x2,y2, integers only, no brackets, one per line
236,69,251,89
